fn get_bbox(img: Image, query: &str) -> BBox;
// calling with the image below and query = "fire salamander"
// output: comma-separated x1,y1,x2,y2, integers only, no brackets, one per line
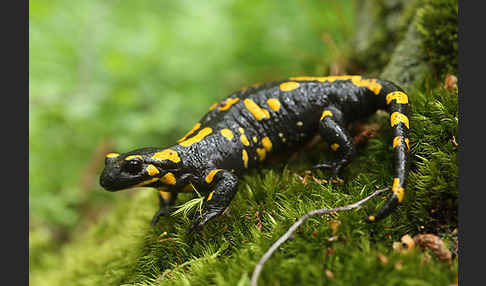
100,75,410,233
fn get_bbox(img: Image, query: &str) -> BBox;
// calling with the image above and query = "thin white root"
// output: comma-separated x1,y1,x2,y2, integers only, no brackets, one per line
250,187,391,286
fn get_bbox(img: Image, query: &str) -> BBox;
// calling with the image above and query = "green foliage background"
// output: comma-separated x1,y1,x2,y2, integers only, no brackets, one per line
29,0,458,285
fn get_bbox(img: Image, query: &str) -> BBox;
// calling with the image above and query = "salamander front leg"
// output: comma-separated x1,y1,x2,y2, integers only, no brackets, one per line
151,190,178,226
311,109,356,175
188,170,239,234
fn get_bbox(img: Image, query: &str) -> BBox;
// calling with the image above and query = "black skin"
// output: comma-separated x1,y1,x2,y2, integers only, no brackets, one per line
100,76,410,233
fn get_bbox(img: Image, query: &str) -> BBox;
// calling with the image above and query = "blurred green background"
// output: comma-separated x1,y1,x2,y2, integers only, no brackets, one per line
30,0,353,249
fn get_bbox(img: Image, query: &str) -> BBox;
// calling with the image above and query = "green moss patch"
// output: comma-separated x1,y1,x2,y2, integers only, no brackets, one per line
416,0,459,76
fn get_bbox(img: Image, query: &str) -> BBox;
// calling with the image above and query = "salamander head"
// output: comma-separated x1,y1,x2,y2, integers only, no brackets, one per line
99,147,181,191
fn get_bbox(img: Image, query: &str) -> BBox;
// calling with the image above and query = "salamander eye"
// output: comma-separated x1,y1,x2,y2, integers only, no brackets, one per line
122,159,143,174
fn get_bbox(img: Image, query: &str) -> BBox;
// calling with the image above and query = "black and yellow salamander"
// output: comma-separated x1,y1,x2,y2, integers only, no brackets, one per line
100,75,410,233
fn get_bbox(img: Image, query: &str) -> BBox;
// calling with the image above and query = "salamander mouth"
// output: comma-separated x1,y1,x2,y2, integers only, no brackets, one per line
99,169,122,191
100,166,164,191
99,168,138,191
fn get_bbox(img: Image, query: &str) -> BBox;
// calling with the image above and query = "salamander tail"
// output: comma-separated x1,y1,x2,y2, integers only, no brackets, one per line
369,80,411,222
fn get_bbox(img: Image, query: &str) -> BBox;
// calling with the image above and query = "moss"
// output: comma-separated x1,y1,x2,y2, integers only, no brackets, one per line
398,77,458,235
415,0,458,76
29,191,161,286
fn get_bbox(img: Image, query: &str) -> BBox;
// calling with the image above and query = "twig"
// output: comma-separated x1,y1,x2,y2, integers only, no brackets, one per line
159,237,183,265
250,186,391,286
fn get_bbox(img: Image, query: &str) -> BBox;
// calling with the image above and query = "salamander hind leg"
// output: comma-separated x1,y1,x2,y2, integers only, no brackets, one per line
311,108,356,175
188,169,239,234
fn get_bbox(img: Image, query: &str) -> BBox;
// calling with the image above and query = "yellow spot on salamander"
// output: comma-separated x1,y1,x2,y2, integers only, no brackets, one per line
209,103,218,111
280,81,300,91
330,143,340,151
262,108,270,118
179,127,213,147
207,191,214,201
133,177,159,188
152,149,181,163
390,112,410,129
392,136,401,148
297,121,303,126
252,136,258,143
160,172,176,185
242,149,249,168
177,122,201,143
289,76,382,94
261,137,272,152
105,153,120,158
159,190,172,201
205,169,222,184
238,128,245,133
243,99,270,121
351,78,382,95
392,136,410,151
146,164,160,176
256,148,266,161
326,75,360,82
392,178,405,203
320,110,333,120
240,134,250,146
289,76,328,81
289,75,360,82
219,97,240,111
386,91,408,105
368,216,375,222
125,155,142,161
221,129,234,140
267,98,281,111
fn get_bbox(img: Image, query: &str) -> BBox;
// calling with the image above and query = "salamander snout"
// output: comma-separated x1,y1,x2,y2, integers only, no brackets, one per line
99,167,121,191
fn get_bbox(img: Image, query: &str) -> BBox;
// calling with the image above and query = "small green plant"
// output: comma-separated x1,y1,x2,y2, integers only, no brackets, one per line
171,190,205,219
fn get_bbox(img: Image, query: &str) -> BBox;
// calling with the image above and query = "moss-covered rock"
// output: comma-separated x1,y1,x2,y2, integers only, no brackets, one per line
351,0,420,74
352,0,458,87
29,191,160,286
380,14,430,91
415,0,459,76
